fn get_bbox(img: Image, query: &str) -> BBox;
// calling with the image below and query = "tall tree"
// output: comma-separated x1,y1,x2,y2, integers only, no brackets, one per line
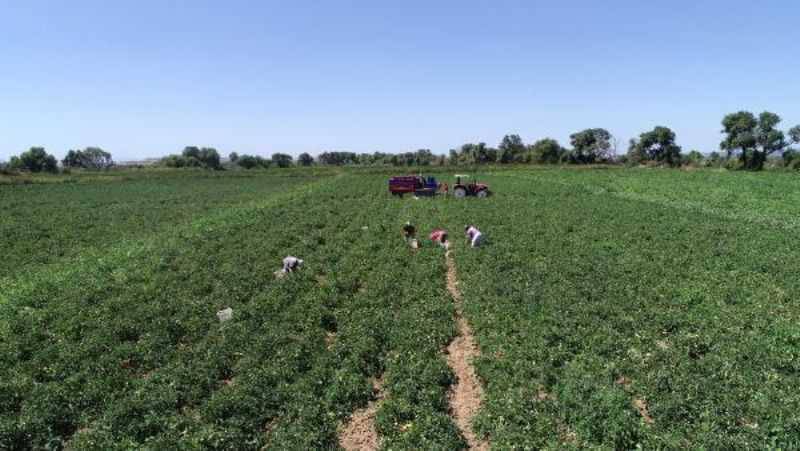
568,128,612,164
414,149,434,166
271,153,293,168
448,149,460,165
720,111,800,170
9,147,58,173
628,126,682,166
177,146,221,169
530,138,566,164
318,151,358,166
62,147,114,169
298,153,314,166
473,143,493,164
498,134,525,164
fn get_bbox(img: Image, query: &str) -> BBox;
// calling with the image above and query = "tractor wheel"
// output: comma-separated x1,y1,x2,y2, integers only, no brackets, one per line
476,190,488,198
453,187,467,198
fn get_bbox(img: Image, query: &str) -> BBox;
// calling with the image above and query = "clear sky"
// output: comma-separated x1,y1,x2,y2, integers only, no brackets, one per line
1,0,798,161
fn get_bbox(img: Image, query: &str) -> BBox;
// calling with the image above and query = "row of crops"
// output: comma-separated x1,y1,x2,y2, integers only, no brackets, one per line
438,171,800,448
0,171,314,279
0,174,468,449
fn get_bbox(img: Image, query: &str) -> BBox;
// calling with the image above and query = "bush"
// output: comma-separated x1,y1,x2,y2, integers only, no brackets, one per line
783,149,800,169
0,161,14,175
160,147,222,170
724,156,744,170
236,154,271,169
704,151,723,168
682,150,705,167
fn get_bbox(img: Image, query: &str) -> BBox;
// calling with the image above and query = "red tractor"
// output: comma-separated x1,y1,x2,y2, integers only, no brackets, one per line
452,175,490,198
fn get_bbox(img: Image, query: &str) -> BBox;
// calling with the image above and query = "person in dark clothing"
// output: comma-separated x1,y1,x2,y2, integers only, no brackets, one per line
402,221,416,242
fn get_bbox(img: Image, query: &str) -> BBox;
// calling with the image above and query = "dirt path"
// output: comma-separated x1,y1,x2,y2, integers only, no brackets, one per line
445,250,489,451
339,379,384,451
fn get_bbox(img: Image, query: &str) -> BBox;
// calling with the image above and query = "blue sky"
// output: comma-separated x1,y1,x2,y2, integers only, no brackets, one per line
1,0,798,161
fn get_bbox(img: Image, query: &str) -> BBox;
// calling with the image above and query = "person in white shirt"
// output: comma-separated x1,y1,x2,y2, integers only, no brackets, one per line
464,225,483,248
282,256,304,273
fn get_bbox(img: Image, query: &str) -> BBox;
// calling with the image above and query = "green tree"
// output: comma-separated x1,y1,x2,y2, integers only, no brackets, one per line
298,152,314,166
228,152,239,163
181,146,221,169
198,147,221,169
720,111,800,170
62,147,114,169
628,126,682,167
568,128,612,164
318,151,358,165
789,125,800,146
236,154,271,169
530,138,566,164
62,150,81,168
448,149,460,165
271,153,293,168
414,149,434,166
498,134,525,164
452,143,497,165
160,147,222,169
9,147,58,173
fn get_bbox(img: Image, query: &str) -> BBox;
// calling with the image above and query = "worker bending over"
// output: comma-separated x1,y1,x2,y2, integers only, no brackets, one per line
403,221,420,248
465,225,483,248
402,221,416,242
429,229,449,249
282,256,304,273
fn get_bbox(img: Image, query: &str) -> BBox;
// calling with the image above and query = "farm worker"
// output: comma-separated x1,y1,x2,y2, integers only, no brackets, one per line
402,221,416,243
282,256,304,273
429,229,449,248
465,225,483,248
442,183,449,195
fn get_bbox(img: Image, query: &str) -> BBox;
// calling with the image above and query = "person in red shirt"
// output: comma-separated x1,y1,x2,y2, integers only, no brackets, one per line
429,229,449,249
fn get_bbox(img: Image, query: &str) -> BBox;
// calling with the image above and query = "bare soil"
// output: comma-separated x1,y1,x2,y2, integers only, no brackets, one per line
339,379,385,451
445,250,489,450
633,398,654,424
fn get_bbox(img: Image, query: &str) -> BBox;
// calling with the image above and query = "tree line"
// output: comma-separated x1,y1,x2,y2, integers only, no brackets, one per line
3,110,798,174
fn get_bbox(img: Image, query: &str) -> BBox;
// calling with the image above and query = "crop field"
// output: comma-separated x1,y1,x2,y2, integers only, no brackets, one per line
2,168,800,449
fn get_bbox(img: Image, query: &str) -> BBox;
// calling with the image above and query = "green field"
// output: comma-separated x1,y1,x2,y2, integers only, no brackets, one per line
2,168,800,449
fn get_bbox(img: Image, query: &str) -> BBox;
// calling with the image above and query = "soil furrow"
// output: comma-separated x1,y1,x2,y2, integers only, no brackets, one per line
339,379,384,451
445,250,489,450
